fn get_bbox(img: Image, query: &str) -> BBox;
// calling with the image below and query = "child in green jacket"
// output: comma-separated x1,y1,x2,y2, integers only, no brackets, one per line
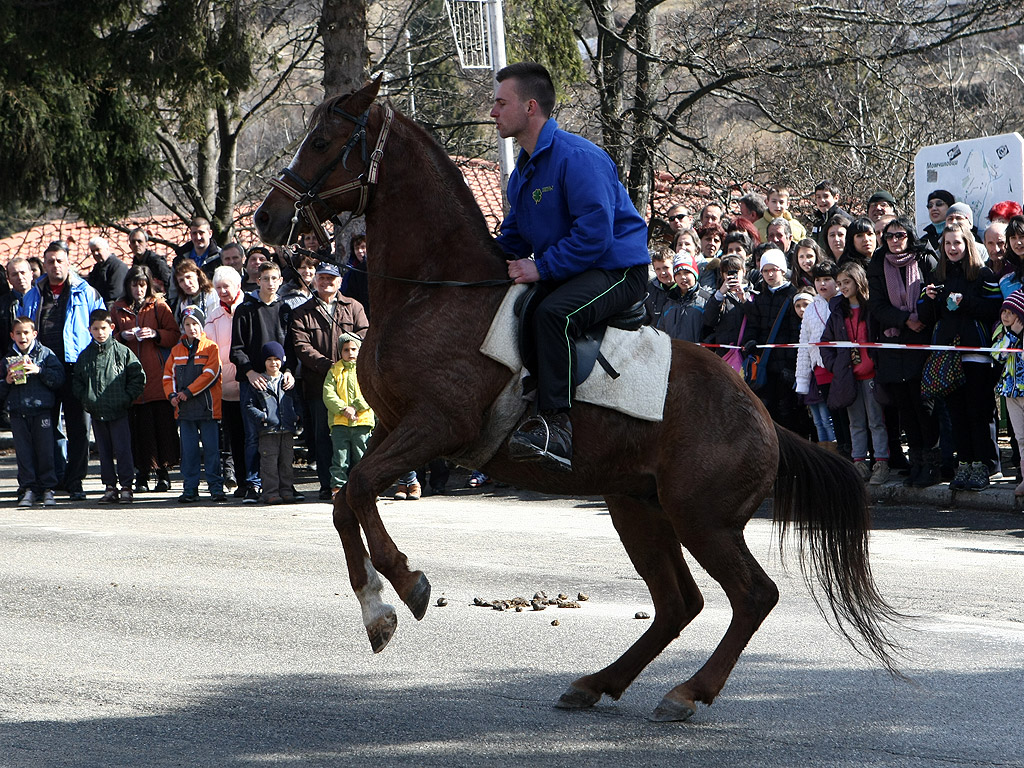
72,309,146,503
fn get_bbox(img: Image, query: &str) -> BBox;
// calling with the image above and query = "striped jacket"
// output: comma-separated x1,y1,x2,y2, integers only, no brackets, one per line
162,333,222,420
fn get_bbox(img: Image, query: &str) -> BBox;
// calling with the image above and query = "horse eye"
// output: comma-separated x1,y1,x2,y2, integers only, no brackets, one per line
311,136,329,151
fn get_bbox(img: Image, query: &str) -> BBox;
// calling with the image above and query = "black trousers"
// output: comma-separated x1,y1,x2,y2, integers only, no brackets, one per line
944,362,999,472
528,264,648,412
52,364,90,494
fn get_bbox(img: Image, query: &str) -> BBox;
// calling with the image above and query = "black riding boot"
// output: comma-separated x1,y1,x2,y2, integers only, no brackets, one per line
508,411,573,471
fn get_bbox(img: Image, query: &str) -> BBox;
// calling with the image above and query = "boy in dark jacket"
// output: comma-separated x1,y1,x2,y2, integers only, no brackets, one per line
242,341,297,504
0,317,65,507
72,309,146,503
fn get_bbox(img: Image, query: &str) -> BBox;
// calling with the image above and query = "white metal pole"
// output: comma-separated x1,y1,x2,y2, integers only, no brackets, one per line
487,0,515,204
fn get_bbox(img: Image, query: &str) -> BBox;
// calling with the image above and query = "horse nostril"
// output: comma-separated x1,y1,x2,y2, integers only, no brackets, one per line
255,209,269,226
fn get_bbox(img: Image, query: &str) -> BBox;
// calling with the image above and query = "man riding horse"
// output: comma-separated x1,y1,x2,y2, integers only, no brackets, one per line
493,62,651,471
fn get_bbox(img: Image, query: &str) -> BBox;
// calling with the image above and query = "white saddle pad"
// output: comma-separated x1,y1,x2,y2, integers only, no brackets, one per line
480,284,671,422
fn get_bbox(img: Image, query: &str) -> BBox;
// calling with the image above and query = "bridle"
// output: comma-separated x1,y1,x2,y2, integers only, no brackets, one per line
272,97,512,290
269,101,395,247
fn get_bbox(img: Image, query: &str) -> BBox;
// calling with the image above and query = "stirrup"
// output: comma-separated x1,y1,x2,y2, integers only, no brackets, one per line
507,415,573,472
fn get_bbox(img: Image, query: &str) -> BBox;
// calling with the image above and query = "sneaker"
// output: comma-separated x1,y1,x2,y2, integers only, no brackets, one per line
69,490,87,502
507,412,573,471
393,484,408,501
244,486,261,504
468,471,490,488
42,490,56,507
153,478,171,493
232,484,248,499
290,486,305,502
869,460,890,486
853,461,872,482
317,488,333,501
120,487,134,504
98,486,120,504
135,477,150,493
18,489,36,508
210,493,228,503
405,482,422,500
178,492,200,503
949,462,971,491
966,462,990,491
264,495,284,505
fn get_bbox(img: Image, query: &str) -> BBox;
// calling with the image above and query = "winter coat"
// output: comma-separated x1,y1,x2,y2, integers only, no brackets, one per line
162,333,222,421
820,297,880,410
659,286,710,343
702,290,750,358
229,293,292,382
110,296,179,403
746,283,801,385
918,260,1001,352
21,274,106,364
242,373,297,434
0,340,65,414
992,325,1024,398
290,293,369,399
795,293,831,395
87,254,130,305
324,358,375,428
865,247,938,383
495,118,650,281
204,291,245,402
643,278,681,327
809,203,853,253
754,210,807,244
72,337,146,422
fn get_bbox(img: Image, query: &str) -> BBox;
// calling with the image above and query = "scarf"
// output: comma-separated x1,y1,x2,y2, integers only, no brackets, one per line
882,252,921,337
220,291,239,315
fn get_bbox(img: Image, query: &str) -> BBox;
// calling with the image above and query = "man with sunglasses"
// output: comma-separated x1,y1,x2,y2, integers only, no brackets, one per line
665,204,693,233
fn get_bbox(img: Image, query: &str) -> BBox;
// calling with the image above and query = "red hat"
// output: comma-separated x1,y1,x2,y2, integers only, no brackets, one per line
672,252,699,279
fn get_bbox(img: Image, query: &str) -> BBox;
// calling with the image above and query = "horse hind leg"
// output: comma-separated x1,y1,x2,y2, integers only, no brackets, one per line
652,522,780,722
557,494,705,711
333,489,398,653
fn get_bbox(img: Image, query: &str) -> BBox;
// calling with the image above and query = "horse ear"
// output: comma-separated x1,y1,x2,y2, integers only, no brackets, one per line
347,75,383,114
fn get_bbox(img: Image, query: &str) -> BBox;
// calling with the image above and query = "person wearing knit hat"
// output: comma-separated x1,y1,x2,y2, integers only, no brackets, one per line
179,304,206,328
759,249,789,280
922,189,956,252
260,341,286,367
672,252,699,284
243,339,298,504
994,288,1024,497
946,202,974,227
866,190,897,222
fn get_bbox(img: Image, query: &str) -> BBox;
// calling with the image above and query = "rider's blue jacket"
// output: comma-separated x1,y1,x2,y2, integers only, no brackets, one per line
495,119,649,282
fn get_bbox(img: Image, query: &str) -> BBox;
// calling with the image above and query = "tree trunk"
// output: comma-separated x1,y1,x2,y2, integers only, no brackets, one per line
214,102,239,244
321,0,370,98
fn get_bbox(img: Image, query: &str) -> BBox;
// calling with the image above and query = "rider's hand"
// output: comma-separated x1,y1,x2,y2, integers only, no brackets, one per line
507,259,540,284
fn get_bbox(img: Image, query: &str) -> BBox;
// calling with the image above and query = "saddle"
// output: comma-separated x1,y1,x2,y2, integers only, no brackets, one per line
513,284,648,389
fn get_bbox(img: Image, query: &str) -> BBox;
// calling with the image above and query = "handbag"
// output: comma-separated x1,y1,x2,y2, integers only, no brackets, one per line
920,334,966,397
744,301,789,391
722,315,747,374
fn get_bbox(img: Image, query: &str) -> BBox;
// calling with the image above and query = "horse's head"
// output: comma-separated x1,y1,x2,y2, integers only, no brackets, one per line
254,77,385,245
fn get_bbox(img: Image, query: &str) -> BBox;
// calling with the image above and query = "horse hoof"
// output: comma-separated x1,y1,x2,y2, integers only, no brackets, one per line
403,571,431,620
650,695,697,723
554,684,601,709
366,610,398,654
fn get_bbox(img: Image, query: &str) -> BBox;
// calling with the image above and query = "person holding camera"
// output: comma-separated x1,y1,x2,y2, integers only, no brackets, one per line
920,220,1002,491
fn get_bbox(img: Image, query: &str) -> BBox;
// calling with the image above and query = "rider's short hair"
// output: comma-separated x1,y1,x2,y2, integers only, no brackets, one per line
496,62,556,117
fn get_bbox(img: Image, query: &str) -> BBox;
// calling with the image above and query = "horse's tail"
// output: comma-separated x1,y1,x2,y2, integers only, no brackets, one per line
772,424,904,677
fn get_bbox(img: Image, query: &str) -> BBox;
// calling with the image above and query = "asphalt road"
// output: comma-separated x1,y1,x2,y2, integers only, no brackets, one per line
1,473,1023,768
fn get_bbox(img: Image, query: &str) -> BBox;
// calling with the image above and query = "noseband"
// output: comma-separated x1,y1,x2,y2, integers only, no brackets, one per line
270,101,395,244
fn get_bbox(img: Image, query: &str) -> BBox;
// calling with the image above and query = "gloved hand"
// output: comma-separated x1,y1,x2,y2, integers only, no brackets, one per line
743,340,759,356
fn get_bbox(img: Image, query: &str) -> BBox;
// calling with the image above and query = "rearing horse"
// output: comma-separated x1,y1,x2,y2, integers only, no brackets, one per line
254,78,900,722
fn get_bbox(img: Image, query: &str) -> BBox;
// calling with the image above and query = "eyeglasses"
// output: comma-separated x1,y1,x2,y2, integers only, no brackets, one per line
885,232,908,241
668,213,689,222
926,201,947,209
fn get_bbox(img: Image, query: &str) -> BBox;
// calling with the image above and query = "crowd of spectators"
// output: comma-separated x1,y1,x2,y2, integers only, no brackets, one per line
4,182,1024,507
645,182,1024,497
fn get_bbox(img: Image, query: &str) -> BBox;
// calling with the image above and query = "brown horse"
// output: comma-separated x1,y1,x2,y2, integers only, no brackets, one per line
253,78,900,721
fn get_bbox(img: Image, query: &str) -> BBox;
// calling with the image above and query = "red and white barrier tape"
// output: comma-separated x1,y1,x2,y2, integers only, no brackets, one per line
698,340,1024,354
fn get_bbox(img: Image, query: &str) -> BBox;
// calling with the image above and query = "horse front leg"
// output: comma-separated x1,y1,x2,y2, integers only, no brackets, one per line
332,491,398,653
342,419,454,626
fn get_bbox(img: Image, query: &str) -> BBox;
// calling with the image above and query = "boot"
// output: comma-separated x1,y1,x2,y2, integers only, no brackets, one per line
903,449,923,487
913,448,942,488
154,468,171,493
508,411,573,471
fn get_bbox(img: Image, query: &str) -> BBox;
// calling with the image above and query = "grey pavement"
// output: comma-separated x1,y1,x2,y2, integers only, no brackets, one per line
1,477,1022,767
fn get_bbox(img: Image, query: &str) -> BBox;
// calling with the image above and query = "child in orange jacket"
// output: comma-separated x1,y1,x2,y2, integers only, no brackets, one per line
162,306,224,503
